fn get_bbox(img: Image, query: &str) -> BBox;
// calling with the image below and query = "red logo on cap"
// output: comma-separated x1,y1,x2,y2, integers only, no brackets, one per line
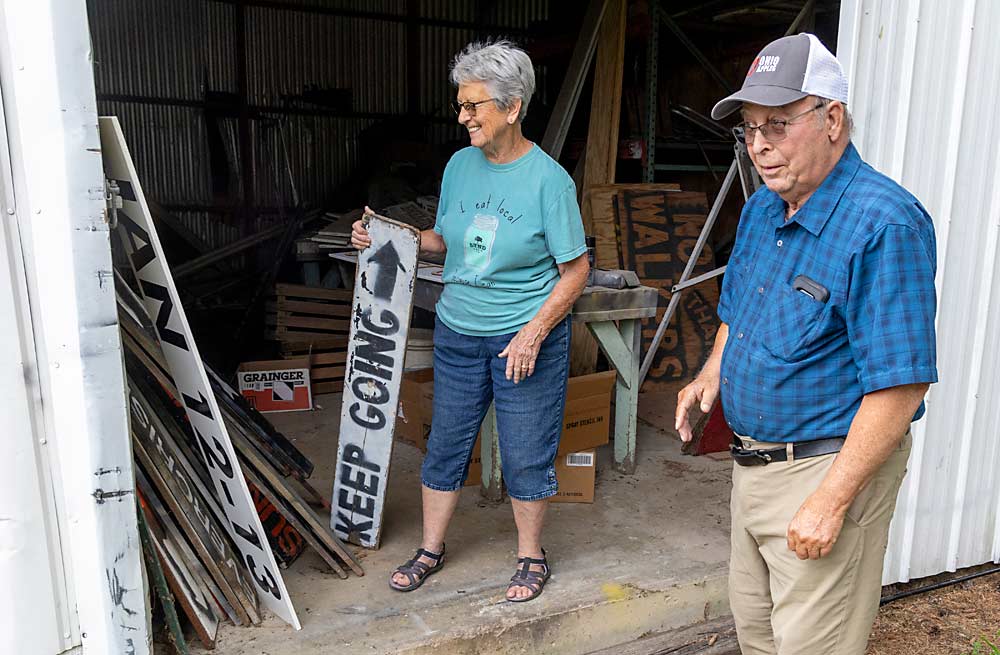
747,57,760,78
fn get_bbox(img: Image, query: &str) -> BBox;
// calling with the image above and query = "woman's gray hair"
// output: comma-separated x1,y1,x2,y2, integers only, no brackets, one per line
450,40,536,122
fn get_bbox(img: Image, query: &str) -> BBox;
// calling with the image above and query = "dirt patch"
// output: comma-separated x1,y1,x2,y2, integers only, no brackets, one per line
662,459,697,475
867,569,1000,655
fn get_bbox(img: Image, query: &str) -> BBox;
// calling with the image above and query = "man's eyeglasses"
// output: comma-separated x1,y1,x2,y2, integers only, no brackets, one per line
450,98,499,115
733,102,826,145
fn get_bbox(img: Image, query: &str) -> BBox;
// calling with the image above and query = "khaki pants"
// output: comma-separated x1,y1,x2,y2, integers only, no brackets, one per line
729,432,911,655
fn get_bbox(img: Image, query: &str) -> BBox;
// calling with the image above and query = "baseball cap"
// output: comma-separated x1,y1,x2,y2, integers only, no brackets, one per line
710,33,849,120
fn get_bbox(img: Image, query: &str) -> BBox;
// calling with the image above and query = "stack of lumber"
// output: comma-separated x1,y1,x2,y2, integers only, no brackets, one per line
118,294,362,649
266,283,350,394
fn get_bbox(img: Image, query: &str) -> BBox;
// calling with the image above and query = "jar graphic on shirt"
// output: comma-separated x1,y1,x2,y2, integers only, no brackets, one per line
464,214,498,271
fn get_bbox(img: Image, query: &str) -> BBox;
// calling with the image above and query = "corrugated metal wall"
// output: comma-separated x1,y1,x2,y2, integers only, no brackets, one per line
838,0,1000,584
86,0,550,249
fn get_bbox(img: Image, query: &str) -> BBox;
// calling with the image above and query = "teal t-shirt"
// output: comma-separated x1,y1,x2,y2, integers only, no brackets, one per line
433,144,587,336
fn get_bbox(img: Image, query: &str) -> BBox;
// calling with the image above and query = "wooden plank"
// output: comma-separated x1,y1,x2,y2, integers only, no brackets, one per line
540,0,608,158
268,327,351,342
120,307,307,485
313,381,345,395
103,117,300,629
586,186,624,270
581,0,627,232
586,184,683,273
173,222,287,280
279,314,350,332
332,213,419,548
275,283,353,302
239,454,348,578
303,351,347,366
278,335,349,352
224,411,361,573
276,299,352,317
136,502,190,655
581,0,642,386
136,477,220,649
125,362,262,621
129,377,260,626
207,366,316,479
311,365,346,380
123,341,320,579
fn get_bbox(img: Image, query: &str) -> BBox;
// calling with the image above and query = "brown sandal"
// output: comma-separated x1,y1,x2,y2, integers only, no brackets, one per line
506,550,550,603
388,545,445,592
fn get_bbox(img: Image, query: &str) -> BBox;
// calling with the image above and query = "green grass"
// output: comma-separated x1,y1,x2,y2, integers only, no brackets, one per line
970,634,1000,655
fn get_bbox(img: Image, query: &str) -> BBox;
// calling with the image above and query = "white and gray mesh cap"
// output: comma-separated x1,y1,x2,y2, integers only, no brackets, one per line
710,33,849,120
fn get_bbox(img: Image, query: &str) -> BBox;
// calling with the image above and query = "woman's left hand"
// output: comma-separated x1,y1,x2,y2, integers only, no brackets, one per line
498,321,547,384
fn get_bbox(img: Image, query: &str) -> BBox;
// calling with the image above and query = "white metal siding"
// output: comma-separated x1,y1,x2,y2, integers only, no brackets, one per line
838,0,1000,584
0,0,149,651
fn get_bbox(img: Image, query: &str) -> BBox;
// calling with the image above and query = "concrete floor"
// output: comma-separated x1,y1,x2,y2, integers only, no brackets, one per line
207,390,733,655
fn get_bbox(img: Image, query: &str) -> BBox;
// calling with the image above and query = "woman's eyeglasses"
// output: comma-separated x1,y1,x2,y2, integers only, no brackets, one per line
450,98,499,115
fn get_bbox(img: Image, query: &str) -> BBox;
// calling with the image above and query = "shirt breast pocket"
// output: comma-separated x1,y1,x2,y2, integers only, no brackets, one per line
759,285,829,361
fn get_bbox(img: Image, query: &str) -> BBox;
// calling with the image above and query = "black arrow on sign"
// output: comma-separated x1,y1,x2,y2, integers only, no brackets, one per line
369,240,406,300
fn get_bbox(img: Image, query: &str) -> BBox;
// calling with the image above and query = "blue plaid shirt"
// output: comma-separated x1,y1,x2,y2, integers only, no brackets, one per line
717,143,938,442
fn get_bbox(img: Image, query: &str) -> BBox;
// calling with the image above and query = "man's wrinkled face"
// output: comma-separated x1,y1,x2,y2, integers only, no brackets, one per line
741,97,831,204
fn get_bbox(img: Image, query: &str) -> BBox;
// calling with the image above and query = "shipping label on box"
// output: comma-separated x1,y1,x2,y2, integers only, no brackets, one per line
237,358,312,412
551,450,596,503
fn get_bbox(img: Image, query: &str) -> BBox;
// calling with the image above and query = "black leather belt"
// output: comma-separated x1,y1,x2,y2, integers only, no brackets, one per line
731,436,846,466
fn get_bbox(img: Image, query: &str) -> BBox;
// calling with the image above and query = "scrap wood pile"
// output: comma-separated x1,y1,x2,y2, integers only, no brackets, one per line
294,200,438,269
117,286,362,650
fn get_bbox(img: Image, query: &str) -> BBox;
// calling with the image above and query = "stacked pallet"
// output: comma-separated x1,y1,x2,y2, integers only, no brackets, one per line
267,283,351,394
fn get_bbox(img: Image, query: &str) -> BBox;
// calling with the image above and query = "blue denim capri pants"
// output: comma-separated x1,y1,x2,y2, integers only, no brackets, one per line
420,315,571,501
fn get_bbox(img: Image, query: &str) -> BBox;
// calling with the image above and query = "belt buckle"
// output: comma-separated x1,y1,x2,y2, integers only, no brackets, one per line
730,445,773,466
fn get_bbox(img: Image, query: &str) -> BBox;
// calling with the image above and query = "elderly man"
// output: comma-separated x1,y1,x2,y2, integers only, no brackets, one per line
675,34,938,654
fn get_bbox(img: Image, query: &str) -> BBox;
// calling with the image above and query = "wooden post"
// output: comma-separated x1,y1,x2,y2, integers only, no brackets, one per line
581,0,627,232
572,0,627,377
479,403,504,502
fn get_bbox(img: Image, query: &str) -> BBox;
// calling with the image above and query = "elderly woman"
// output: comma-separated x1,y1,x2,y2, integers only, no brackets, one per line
352,40,589,602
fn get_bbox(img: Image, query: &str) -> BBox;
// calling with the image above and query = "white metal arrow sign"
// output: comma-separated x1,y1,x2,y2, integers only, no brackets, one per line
331,214,419,548
100,117,300,629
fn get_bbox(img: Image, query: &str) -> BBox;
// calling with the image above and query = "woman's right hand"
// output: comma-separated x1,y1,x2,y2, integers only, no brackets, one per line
351,206,374,250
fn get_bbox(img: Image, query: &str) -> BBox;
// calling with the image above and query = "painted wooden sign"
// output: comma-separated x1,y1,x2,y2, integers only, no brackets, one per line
100,117,300,629
331,214,419,548
137,476,221,649
127,371,262,624
617,189,720,392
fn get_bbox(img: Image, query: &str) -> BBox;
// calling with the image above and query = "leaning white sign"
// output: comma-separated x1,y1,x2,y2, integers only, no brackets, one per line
100,117,300,629
331,214,419,548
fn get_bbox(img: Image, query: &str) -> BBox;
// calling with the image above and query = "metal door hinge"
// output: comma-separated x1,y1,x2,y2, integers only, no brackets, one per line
105,179,122,229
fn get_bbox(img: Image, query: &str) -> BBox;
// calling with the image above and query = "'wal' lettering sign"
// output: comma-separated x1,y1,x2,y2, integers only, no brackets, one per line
100,117,300,629
331,214,419,548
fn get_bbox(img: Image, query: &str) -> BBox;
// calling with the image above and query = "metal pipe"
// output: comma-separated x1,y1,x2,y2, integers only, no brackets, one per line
880,566,1000,606
658,7,733,94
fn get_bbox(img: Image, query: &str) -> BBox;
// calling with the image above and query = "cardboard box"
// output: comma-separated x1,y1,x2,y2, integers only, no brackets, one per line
551,450,596,503
558,371,616,455
237,357,312,412
395,369,616,455
395,368,434,450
